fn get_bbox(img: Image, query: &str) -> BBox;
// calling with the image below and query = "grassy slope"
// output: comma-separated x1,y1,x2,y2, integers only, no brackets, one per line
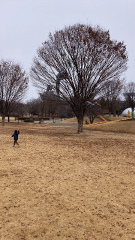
61,115,135,134
84,119,135,134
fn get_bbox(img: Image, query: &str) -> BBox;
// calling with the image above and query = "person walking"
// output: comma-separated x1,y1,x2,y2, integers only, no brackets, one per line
12,130,20,147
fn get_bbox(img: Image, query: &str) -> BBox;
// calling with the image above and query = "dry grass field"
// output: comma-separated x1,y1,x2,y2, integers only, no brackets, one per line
0,120,135,240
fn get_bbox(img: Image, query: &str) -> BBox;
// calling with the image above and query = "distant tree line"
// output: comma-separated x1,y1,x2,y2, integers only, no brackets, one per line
0,80,134,125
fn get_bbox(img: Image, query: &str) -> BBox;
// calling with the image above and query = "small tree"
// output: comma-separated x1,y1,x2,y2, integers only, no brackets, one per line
100,79,124,116
12,102,27,122
31,24,128,132
40,91,57,119
0,60,28,125
26,98,42,117
124,82,135,119
86,102,101,124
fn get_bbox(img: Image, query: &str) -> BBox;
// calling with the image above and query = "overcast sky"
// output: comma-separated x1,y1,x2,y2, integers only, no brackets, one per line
0,0,135,101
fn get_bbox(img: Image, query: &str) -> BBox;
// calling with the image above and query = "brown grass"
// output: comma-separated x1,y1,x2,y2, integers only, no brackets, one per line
0,121,135,240
61,115,128,124
84,119,135,134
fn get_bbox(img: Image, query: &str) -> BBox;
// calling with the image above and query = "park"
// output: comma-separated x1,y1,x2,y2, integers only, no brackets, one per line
0,117,135,240
0,20,134,240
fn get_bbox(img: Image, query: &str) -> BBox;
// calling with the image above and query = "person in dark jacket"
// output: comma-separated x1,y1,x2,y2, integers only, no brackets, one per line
12,130,20,147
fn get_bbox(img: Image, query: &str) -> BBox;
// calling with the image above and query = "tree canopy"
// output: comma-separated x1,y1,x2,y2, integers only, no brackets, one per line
31,24,128,132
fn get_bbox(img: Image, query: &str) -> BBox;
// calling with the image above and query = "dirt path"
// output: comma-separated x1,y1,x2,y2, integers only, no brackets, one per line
0,123,135,240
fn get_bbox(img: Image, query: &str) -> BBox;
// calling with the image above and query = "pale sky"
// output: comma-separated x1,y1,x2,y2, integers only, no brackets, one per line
0,0,135,101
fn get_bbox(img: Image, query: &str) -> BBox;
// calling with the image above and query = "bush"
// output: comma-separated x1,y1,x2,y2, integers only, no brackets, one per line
24,118,34,122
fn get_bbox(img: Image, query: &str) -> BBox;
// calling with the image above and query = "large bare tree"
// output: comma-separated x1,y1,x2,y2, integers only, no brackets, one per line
0,60,28,125
31,24,128,132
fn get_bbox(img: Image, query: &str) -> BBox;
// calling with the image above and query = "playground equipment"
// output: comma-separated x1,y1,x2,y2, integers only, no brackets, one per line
86,101,133,126
121,108,135,119
98,115,106,122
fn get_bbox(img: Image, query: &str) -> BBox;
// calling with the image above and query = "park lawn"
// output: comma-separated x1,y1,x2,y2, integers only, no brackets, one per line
0,122,135,240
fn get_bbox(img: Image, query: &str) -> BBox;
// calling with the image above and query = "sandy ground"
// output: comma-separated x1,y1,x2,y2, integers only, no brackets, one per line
0,122,135,240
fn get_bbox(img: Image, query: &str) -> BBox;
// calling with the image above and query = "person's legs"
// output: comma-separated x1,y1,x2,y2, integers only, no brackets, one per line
13,140,20,147
13,140,16,147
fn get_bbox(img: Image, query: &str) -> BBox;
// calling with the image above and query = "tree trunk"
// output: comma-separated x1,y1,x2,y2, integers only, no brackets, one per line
89,115,95,124
2,115,5,126
77,116,84,133
131,111,134,120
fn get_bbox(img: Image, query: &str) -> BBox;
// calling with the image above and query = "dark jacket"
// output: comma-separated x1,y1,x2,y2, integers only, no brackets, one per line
12,130,20,140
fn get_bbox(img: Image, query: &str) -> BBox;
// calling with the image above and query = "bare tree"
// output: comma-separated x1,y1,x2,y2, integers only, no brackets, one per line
100,79,124,116
86,103,101,124
26,98,42,117
11,102,27,122
40,91,60,120
31,24,128,132
0,60,28,125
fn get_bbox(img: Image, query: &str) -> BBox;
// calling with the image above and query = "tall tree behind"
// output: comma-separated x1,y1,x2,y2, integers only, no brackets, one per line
31,24,128,132
0,60,28,125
